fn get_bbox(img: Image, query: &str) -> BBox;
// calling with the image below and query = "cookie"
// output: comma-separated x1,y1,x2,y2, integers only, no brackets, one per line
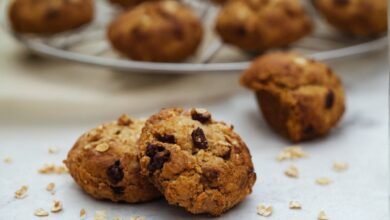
138,108,256,216
315,0,387,36
9,0,94,34
215,0,312,51
107,0,203,62
64,115,161,203
109,0,159,9
240,52,345,142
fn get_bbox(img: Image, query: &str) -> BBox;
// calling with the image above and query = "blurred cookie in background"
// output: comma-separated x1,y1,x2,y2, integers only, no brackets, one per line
107,0,203,62
215,0,312,52
240,52,345,142
315,0,387,37
9,0,94,34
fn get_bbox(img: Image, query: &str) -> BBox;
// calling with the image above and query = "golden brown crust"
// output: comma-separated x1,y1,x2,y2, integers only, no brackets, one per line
315,0,387,36
64,115,161,203
9,0,94,34
215,0,312,51
241,52,345,142
138,108,256,216
107,0,203,62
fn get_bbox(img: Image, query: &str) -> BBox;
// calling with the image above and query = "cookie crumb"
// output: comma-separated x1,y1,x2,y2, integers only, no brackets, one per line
277,146,307,161
95,143,110,152
256,204,272,217
289,201,302,209
316,177,332,186
4,157,12,164
46,182,55,194
284,165,299,178
48,147,59,154
38,164,68,174
51,200,62,213
333,162,348,172
34,208,49,217
130,216,146,220
318,210,329,220
94,210,107,220
14,185,28,199
80,208,86,219
117,114,133,126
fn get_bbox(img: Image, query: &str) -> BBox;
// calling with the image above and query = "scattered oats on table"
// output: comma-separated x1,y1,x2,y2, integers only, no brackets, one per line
51,200,62,213
333,162,348,172
277,146,307,161
4,157,12,164
94,210,107,220
80,208,86,219
316,177,332,186
34,208,49,217
256,204,273,217
14,185,28,199
284,165,299,178
289,201,302,209
48,147,60,154
130,216,146,220
318,210,329,220
46,182,55,194
38,164,68,174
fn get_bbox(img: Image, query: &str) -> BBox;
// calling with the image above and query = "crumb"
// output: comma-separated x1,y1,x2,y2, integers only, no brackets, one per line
80,208,86,219
34,208,49,217
94,210,107,220
46,182,56,194
333,162,348,172
4,157,12,164
256,204,272,217
277,146,307,161
48,147,60,154
318,210,329,220
284,165,299,178
95,143,110,152
38,164,68,174
14,185,28,199
289,201,302,209
51,200,62,213
316,177,332,186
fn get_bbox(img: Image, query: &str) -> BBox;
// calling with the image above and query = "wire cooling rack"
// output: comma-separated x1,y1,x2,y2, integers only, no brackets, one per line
1,0,388,74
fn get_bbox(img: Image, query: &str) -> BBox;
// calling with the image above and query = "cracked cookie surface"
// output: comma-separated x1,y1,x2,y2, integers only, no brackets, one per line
9,0,93,34
241,52,345,142
64,115,161,203
138,108,256,216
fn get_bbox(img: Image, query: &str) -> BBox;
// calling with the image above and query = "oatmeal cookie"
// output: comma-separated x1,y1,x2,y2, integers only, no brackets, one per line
138,108,256,216
64,115,161,203
315,0,387,36
9,0,94,34
107,0,203,62
240,52,345,142
215,0,312,51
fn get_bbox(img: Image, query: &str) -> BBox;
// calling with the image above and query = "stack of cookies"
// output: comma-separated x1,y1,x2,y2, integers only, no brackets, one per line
64,108,256,216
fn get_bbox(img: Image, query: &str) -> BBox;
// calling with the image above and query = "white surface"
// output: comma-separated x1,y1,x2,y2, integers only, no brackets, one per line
0,37,389,218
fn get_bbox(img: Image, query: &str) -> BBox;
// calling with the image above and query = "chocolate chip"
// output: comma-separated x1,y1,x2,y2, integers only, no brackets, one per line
303,124,316,136
146,144,170,173
202,168,219,182
191,108,211,124
111,186,124,195
333,0,349,6
325,90,335,109
106,160,124,184
155,134,176,144
222,148,231,160
191,127,208,149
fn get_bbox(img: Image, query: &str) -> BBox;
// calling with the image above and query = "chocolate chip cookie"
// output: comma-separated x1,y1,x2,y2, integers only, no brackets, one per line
215,0,312,51
315,0,387,36
138,108,256,216
9,0,94,34
107,0,203,62
241,52,345,142
64,115,161,203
